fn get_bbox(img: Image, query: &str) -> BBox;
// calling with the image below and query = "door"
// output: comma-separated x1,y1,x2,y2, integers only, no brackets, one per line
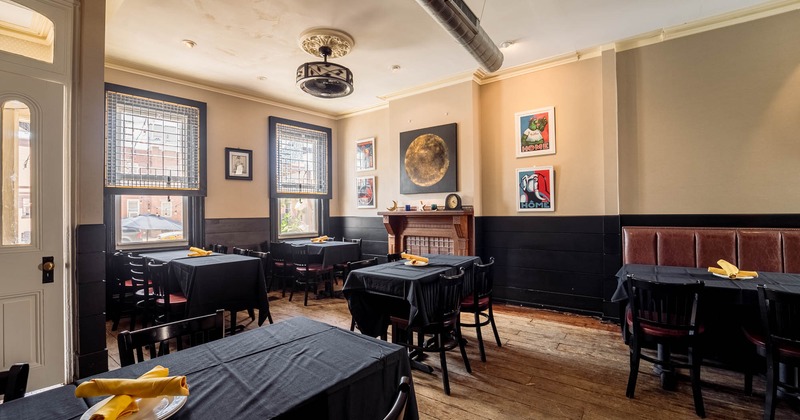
0,70,67,389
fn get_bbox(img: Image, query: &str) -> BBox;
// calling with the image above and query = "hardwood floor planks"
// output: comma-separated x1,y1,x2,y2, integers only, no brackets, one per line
105,291,800,419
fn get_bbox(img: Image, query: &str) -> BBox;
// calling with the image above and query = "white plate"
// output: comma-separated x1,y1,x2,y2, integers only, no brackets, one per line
82,395,187,420
404,260,428,266
712,272,754,280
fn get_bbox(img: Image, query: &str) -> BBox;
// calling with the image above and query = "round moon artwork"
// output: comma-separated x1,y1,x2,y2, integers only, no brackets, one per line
404,134,450,187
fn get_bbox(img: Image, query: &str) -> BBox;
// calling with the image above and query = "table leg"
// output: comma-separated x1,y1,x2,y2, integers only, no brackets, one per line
654,344,676,390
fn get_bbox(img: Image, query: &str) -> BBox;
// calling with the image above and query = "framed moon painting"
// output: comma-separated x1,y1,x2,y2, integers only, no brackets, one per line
399,123,457,194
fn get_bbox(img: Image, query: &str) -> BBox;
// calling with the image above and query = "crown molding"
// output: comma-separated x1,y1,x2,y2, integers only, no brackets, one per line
336,103,389,119
475,48,603,85
376,70,477,103
104,61,337,120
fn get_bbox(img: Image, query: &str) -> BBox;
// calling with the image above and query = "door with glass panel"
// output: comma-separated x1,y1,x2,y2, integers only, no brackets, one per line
0,72,66,389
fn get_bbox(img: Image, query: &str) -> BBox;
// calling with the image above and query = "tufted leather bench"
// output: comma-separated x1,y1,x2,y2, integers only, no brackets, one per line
622,227,800,273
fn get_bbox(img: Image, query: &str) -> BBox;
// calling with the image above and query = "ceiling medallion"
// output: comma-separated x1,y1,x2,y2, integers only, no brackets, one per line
296,28,354,98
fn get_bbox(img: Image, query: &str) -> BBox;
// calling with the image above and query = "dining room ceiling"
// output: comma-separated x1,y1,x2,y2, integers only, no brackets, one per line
105,0,783,117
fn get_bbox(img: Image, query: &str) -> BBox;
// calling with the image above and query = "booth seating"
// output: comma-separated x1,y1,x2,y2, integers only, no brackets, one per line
622,227,800,273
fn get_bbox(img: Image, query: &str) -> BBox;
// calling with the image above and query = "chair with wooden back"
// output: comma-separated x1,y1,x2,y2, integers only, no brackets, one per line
0,363,29,402
343,257,379,333
289,244,334,306
333,237,363,284
387,252,404,263
117,309,225,367
626,275,706,418
211,244,228,254
270,242,295,297
460,257,501,362
232,247,249,255
391,268,471,395
147,260,187,324
382,376,411,420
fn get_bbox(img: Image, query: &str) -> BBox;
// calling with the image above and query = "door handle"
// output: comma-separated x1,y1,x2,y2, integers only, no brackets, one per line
40,256,54,283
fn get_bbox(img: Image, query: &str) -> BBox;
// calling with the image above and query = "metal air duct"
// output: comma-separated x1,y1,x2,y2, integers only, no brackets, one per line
414,0,503,72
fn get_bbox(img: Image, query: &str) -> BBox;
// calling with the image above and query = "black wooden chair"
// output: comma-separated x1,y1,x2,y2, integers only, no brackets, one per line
391,268,471,395
208,244,228,254
110,252,147,331
343,257,379,333
387,252,404,262
333,237,363,284
117,309,225,367
460,257,501,362
232,247,249,255
270,242,295,297
289,244,334,306
0,363,29,402
625,275,706,418
147,260,187,324
382,376,411,420
742,285,800,420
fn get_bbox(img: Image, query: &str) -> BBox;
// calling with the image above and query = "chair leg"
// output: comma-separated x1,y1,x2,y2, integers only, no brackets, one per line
350,317,356,331
488,305,502,347
303,282,310,306
247,308,255,321
457,327,471,373
626,342,641,398
438,333,450,395
689,346,705,418
764,354,779,420
474,311,486,362
288,280,295,302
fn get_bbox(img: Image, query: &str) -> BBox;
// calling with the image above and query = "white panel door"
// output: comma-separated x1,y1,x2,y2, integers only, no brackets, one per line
0,70,66,389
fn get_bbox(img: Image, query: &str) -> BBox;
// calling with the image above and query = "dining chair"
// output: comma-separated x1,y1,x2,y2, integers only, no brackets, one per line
0,363,29,402
111,253,147,331
242,250,274,324
387,252,404,262
211,244,228,254
117,309,225,367
625,275,706,418
333,237,363,284
232,247,249,255
270,241,295,297
289,244,334,306
342,257,379,333
391,268,471,395
147,260,187,324
382,376,411,420
460,257,501,362
742,285,800,420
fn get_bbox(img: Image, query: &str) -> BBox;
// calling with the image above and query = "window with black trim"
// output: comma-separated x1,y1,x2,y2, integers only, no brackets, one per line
104,84,206,249
269,117,331,239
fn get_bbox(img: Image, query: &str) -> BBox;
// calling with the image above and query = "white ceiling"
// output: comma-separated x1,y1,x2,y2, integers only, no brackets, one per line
105,0,781,117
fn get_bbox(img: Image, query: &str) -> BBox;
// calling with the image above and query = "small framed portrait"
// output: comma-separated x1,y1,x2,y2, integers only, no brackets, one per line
356,137,376,172
356,176,376,209
517,166,554,212
225,147,253,180
515,106,555,158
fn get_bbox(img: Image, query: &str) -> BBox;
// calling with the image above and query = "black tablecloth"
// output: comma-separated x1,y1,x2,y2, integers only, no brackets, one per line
71,317,417,419
343,255,480,337
140,249,225,263
285,240,360,267
170,254,270,325
0,385,86,419
612,264,800,305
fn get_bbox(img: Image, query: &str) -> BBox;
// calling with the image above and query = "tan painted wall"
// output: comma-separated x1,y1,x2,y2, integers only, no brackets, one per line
104,68,337,219
480,58,605,216
617,10,800,214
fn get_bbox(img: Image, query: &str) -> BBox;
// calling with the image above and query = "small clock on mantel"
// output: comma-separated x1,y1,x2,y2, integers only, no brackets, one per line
444,193,462,210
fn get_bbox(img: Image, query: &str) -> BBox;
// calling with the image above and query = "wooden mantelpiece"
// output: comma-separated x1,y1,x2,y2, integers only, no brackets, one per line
378,207,475,256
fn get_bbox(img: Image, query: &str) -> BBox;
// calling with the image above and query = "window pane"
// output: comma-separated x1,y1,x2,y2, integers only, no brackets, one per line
278,198,318,238
116,195,186,246
1,100,32,245
274,121,329,196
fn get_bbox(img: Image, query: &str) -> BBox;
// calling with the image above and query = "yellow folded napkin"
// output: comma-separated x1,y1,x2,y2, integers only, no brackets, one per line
311,235,329,243
400,253,429,263
75,374,189,399
188,246,212,257
78,365,170,420
708,259,758,279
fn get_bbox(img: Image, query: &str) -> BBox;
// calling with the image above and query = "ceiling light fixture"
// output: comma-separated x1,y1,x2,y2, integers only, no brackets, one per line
499,41,514,49
296,29,354,98
181,39,196,49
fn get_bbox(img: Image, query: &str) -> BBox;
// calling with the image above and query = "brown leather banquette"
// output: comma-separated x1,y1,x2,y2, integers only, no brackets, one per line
622,227,800,274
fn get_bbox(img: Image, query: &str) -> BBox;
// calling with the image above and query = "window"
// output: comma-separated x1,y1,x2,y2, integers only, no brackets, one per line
1,99,32,245
105,84,206,249
269,117,331,239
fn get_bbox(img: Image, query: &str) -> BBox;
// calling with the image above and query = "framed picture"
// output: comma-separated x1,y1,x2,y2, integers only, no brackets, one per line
356,176,376,208
517,166,554,212
399,123,457,194
225,147,252,180
515,106,555,157
355,137,375,172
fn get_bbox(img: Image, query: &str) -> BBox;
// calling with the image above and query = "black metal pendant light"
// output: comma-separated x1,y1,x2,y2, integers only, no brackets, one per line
296,29,355,98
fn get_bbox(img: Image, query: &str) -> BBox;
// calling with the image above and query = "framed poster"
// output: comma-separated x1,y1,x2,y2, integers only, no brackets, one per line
515,106,555,157
225,147,253,180
356,176,376,209
355,137,375,172
517,166,554,212
399,123,457,194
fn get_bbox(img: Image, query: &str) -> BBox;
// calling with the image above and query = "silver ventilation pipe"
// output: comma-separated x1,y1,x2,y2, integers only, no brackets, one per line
414,0,503,72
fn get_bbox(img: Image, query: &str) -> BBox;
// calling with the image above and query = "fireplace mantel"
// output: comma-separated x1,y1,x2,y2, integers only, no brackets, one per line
377,207,475,256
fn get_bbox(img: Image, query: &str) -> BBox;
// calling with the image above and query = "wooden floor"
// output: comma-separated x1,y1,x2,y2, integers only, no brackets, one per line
106,290,800,419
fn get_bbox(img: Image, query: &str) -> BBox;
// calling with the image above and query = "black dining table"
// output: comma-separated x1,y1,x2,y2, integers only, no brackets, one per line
1,317,418,419
140,251,270,326
343,254,480,338
284,239,360,267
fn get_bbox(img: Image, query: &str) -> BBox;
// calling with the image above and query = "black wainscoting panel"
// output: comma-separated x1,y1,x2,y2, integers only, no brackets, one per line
205,218,270,250
331,216,388,261
75,224,108,378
